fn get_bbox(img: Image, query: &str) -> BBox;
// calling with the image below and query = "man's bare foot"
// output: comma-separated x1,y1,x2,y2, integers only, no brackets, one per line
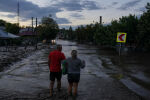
50,89,53,97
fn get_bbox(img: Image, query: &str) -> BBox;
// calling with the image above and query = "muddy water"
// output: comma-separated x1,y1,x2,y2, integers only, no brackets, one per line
97,47,150,99
0,39,148,100
57,39,150,99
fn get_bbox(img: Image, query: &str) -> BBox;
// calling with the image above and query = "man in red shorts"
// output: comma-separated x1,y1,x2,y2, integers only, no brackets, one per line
48,44,66,96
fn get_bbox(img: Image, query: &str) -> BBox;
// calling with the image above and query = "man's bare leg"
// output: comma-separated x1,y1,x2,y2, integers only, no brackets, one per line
68,83,73,95
57,80,61,91
50,81,54,96
73,83,78,96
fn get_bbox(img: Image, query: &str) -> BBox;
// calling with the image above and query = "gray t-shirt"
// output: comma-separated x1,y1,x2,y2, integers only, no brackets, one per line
64,57,85,74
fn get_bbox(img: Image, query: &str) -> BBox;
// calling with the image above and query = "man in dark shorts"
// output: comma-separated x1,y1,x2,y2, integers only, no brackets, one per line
64,50,85,96
48,44,66,96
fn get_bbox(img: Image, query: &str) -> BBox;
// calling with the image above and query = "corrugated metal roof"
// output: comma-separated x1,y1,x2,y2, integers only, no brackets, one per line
8,33,20,38
19,31,36,36
0,29,20,38
0,29,9,38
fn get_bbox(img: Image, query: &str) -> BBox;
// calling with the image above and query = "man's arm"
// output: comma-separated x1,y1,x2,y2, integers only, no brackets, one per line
48,59,50,67
48,53,51,70
80,60,85,68
61,53,66,60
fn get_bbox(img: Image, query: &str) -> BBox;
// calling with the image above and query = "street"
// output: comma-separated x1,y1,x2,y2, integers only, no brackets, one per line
0,39,148,100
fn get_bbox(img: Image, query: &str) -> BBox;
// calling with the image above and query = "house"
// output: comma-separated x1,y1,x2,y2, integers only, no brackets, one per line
19,27,36,37
19,27,37,45
0,27,20,46
0,27,19,39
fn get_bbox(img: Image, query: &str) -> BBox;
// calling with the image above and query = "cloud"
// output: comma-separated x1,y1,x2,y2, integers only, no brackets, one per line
54,0,101,11
0,0,101,25
54,0,83,11
0,0,70,24
112,2,118,6
0,13,16,18
55,17,72,24
7,14,16,18
82,1,100,10
118,0,141,10
70,13,84,19
138,7,146,12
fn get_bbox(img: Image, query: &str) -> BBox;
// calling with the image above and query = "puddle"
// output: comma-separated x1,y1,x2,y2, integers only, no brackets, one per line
0,40,149,99
121,78,150,99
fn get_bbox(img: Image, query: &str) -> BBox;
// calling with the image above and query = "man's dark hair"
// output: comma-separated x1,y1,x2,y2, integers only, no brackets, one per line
71,50,77,57
57,44,62,51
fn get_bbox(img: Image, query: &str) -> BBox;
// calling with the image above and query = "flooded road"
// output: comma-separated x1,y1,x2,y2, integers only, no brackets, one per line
0,39,148,100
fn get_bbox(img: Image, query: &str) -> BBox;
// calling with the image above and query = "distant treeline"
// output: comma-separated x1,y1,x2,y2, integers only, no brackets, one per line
0,20,20,35
60,3,150,51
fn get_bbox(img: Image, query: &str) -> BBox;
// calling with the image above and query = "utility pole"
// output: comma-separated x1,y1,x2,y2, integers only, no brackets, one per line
17,0,20,26
36,17,37,28
35,17,38,50
31,17,34,33
100,16,102,25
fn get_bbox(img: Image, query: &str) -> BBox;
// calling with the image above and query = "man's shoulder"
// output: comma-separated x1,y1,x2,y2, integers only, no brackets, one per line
76,58,81,61
49,51,54,55
50,50,59,54
66,57,72,60
51,50,65,56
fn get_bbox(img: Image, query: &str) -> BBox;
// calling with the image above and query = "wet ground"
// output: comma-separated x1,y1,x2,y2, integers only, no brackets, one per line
98,46,150,99
0,46,42,71
0,39,149,100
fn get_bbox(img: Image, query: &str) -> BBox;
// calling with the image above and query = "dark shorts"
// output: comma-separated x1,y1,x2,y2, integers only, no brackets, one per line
50,71,62,81
68,73,80,83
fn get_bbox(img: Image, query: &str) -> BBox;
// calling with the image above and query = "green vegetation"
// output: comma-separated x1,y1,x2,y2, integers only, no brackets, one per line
0,20,20,34
137,3,150,50
63,3,150,51
37,15,59,40
5,23,20,35
0,15,59,42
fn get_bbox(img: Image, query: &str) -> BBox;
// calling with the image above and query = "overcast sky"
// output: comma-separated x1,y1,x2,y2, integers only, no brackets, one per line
0,0,149,28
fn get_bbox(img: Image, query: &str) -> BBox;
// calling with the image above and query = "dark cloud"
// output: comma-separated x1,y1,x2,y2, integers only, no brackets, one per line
118,0,141,10
55,17,71,24
55,0,83,11
54,0,101,11
0,0,70,24
0,0,17,13
82,1,100,10
138,7,146,12
0,0,100,25
112,2,118,6
70,13,84,19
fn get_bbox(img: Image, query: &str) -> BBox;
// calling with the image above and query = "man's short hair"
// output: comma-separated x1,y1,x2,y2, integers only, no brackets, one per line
71,50,77,55
57,44,62,50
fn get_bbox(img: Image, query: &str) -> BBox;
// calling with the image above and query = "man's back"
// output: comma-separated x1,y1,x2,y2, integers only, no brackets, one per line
65,57,85,74
49,50,65,72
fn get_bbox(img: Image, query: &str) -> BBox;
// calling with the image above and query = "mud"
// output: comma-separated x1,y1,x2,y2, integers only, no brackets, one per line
0,40,147,100
0,45,46,72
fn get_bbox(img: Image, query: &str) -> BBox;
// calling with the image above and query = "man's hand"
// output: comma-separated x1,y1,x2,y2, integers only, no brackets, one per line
81,60,85,68
48,59,50,70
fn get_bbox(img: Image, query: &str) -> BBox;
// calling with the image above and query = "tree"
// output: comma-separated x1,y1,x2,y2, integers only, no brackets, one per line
0,19,6,26
37,15,59,40
118,15,139,45
62,3,150,51
68,26,73,40
137,3,150,50
5,23,20,34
